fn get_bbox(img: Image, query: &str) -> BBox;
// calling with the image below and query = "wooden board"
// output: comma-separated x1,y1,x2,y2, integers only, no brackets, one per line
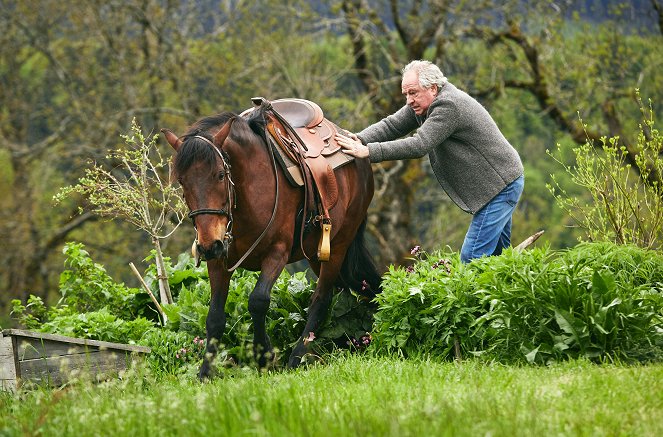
1,329,150,391
0,333,18,391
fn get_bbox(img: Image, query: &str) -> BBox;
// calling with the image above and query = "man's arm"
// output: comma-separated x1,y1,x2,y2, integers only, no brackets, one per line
356,105,419,144
365,100,460,163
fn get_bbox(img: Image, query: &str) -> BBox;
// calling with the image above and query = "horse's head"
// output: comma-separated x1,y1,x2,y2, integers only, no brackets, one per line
164,114,236,265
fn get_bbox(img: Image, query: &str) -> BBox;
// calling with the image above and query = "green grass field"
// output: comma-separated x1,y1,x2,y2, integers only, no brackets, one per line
2,355,662,436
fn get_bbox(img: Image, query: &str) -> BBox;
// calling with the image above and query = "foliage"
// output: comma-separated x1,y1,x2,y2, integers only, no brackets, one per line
372,248,485,359
142,252,376,370
372,242,663,364
139,329,208,376
10,242,157,345
57,242,153,319
548,94,663,248
11,242,377,375
37,308,154,344
53,119,186,241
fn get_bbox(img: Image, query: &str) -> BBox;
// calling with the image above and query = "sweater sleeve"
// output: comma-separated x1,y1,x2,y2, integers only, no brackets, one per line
365,99,461,163
356,105,419,145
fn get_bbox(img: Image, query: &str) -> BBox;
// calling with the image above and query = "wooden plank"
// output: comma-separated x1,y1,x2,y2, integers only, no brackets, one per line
14,337,93,361
2,329,150,389
19,349,134,387
2,329,150,353
0,336,18,392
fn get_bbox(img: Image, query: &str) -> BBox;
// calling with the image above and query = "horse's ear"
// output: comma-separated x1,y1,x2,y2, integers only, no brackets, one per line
161,129,183,150
213,117,236,147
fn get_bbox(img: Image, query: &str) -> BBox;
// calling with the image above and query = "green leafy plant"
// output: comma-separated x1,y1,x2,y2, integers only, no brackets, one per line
372,247,486,360
11,242,157,345
547,93,663,248
54,119,187,308
10,295,48,330
372,243,663,364
58,242,153,320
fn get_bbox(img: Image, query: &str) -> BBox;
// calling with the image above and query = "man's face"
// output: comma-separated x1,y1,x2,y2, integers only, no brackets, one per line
401,70,438,115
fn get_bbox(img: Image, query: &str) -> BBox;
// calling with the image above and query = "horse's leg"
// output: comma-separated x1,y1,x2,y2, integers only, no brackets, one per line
199,258,231,380
249,249,289,368
288,255,343,368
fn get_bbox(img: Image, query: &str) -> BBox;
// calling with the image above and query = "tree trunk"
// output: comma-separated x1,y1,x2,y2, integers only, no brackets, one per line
152,237,173,305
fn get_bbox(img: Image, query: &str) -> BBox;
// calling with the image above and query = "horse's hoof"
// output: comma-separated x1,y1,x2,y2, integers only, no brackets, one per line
287,354,302,368
198,363,213,381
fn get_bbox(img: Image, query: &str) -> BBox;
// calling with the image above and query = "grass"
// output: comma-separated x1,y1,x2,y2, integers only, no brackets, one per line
1,354,662,436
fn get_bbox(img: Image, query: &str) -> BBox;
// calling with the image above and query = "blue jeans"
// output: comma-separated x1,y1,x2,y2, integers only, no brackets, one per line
460,175,524,263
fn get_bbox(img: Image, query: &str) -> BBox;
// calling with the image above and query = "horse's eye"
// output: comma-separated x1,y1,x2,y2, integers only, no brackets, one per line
218,171,225,181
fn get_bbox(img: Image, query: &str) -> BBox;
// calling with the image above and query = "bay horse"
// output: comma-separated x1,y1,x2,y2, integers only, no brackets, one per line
163,103,381,379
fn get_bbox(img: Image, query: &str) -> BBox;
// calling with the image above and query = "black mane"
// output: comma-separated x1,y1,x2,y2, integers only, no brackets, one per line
172,107,271,178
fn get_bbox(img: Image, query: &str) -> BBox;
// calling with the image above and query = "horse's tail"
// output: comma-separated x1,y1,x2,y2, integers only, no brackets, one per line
337,218,382,299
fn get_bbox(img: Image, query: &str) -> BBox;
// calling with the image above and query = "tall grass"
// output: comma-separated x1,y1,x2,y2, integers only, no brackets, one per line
1,355,662,436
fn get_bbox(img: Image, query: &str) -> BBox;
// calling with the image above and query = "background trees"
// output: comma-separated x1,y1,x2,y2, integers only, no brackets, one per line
0,0,661,321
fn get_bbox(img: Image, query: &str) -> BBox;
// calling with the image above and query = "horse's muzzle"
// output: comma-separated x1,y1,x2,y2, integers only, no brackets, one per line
197,238,229,263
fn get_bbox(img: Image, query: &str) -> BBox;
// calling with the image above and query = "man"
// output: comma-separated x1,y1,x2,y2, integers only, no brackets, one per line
336,60,524,263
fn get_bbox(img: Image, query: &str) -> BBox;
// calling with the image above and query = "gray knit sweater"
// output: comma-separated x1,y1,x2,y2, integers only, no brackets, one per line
357,82,523,214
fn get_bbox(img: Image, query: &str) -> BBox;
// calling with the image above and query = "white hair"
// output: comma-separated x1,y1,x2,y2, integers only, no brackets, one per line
402,60,447,89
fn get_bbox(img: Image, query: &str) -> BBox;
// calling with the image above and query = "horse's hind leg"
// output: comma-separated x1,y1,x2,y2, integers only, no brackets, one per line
200,259,231,380
249,251,288,368
287,256,343,368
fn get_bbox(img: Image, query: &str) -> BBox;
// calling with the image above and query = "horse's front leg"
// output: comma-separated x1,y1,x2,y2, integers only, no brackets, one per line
200,258,231,380
249,250,288,368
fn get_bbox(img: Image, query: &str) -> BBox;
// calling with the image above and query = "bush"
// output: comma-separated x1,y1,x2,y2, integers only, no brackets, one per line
371,249,485,359
548,93,663,248
12,243,378,375
372,242,663,364
11,242,157,345
151,252,375,367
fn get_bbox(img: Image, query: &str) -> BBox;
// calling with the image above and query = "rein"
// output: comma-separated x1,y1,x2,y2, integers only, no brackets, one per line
187,132,280,272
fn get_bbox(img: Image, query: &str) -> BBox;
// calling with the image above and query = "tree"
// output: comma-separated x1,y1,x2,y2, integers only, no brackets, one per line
0,0,228,309
334,0,663,266
55,119,187,309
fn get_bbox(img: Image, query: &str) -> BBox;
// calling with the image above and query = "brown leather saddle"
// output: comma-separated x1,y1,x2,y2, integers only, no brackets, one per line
240,97,354,261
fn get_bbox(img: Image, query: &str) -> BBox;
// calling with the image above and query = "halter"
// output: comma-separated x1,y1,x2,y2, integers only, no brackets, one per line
185,132,280,272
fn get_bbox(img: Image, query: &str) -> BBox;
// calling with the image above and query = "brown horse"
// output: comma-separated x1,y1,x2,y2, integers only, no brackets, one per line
163,103,381,379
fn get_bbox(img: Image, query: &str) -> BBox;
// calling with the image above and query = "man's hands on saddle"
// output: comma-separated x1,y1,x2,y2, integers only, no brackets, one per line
336,132,370,159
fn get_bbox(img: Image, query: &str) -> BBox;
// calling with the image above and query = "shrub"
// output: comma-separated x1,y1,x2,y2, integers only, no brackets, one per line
152,252,376,366
547,93,663,248
58,242,155,320
12,243,378,375
372,243,663,364
11,242,157,345
371,249,487,359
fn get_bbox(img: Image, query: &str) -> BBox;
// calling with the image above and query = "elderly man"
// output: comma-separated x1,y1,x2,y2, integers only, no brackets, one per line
336,60,524,263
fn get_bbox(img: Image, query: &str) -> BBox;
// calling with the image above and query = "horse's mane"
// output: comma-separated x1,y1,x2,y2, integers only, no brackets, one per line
172,110,268,178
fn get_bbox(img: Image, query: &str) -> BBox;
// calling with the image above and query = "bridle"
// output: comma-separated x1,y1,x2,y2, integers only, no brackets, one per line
187,136,236,224
184,131,279,272
185,135,235,263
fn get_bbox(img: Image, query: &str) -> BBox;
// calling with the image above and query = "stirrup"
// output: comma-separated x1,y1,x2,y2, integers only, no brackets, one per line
317,222,332,261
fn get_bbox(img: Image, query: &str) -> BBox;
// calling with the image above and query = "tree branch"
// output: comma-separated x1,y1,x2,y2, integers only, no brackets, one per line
473,21,661,187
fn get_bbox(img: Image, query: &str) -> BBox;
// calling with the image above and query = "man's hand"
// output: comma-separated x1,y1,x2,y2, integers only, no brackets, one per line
335,132,369,159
